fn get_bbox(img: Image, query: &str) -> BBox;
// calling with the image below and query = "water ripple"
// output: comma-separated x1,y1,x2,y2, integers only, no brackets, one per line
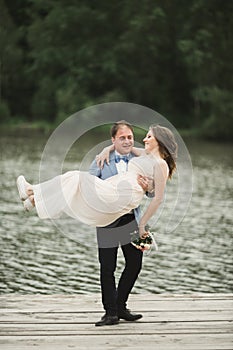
0,136,232,294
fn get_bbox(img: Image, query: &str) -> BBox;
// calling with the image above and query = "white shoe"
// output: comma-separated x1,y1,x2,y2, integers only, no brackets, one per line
16,175,28,201
23,198,34,211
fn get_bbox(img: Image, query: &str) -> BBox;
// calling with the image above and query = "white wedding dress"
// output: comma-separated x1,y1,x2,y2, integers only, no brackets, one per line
33,155,156,227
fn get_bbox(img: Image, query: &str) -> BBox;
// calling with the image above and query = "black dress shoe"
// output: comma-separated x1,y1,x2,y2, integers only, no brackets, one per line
118,308,142,321
95,314,119,327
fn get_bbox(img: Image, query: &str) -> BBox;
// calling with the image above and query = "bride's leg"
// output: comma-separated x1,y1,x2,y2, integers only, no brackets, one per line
26,186,34,197
23,195,35,211
28,195,35,206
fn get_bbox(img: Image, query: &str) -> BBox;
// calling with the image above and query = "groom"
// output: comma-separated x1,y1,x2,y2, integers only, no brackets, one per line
89,120,152,326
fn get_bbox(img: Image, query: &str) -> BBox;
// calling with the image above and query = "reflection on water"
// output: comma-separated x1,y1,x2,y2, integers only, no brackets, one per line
0,134,232,294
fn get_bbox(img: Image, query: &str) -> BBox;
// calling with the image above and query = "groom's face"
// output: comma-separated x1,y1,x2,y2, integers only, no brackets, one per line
112,126,134,155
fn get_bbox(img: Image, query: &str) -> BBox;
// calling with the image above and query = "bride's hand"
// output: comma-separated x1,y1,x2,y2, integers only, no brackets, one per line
95,145,114,168
139,224,150,239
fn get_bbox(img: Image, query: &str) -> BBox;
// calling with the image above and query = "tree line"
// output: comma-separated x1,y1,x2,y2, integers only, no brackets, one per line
0,0,232,140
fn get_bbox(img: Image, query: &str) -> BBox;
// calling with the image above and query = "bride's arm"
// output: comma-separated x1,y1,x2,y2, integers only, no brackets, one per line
96,145,145,168
138,160,168,238
95,145,153,193
96,144,115,168
131,147,146,157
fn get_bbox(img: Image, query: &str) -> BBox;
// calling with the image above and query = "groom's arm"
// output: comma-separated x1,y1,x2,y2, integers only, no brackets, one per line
89,159,101,178
90,154,154,196
89,151,116,180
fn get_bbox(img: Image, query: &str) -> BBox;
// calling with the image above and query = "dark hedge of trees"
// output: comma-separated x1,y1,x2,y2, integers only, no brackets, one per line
0,0,232,139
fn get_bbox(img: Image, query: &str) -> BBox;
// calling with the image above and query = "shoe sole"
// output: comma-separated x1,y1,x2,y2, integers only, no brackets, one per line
95,318,119,327
95,321,119,326
118,315,142,321
16,175,28,201
95,322,119,327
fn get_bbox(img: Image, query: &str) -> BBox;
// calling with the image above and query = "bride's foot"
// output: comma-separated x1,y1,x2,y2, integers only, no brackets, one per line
17,175,28,200
23,195,35,211
16,175,33,200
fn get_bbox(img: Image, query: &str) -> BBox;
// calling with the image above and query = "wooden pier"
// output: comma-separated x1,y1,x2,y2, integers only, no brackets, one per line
0,293,232,349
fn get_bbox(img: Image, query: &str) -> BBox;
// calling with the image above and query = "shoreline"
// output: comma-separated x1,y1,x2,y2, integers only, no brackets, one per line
0,123,232,143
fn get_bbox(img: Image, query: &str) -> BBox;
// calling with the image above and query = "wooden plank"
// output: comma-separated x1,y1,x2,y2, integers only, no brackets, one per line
0,334,233,350
0,294,232,350
1,293,233,308
0,310,232,323
0,293,231,302
0,295,232,313
0,320,232,336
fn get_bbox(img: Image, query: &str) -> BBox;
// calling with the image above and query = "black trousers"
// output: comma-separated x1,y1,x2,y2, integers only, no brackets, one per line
97,213,143,316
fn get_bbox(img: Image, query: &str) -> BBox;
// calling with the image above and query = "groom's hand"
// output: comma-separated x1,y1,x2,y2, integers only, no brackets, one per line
137,175,154,193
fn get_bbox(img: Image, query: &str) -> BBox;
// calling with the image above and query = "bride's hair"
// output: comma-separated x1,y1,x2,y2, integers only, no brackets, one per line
150,124,178,179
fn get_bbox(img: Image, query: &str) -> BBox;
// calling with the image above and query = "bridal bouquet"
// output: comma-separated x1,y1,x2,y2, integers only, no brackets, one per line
130,227,158,253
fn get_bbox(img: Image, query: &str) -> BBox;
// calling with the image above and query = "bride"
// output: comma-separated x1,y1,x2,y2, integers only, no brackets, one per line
17,124,177,238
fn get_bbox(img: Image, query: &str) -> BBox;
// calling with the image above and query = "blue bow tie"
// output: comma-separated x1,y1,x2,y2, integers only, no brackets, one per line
115,155,129,163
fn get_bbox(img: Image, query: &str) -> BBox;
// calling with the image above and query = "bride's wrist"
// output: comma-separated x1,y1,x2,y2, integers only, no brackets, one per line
107,145,114,152
139,223,146,229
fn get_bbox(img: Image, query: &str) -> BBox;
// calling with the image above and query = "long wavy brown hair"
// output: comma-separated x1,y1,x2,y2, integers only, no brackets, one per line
150,124,178,179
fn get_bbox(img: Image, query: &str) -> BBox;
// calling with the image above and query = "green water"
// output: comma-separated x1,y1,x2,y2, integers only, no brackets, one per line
0,134,232,293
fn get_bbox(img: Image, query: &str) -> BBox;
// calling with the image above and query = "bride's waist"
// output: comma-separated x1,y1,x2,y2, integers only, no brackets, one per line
117,171,137,180
113,172,143,191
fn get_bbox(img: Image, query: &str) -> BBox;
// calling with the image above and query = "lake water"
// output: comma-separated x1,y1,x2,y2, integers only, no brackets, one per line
0,133,232,294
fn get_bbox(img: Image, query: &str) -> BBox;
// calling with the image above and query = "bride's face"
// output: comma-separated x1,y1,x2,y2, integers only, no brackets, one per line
112,126,134,154
143,129,159,153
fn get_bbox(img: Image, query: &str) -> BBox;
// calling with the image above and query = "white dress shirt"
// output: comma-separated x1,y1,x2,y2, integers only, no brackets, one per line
115,151,129,174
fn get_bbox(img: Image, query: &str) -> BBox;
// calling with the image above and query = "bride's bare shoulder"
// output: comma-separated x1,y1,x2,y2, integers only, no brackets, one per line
132,147,146,157
153,158,169,177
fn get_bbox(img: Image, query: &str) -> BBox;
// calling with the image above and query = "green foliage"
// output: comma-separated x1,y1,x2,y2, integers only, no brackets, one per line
199,87,233,140
31,77,57,122
177,0,233,131
0,0,232,141
0,0,25,117
0,100,10,122
55,79,90,123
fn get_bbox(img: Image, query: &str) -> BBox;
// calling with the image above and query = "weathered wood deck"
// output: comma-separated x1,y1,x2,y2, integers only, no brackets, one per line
0,293,232,349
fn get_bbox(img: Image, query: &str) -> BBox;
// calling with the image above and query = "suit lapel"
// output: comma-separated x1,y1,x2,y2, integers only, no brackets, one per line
108,153,117,176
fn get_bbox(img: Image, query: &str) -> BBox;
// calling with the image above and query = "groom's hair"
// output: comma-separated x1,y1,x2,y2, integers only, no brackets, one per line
110,120,134,138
